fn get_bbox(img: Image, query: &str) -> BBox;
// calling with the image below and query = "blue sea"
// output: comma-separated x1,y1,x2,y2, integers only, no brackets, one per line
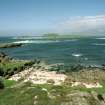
0,36,105,67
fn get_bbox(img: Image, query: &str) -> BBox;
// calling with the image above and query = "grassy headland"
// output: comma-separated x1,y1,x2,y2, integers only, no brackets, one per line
1,52,105,105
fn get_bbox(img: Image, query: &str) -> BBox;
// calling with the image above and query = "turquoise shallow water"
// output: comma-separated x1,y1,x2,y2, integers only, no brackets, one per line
0,36,105,66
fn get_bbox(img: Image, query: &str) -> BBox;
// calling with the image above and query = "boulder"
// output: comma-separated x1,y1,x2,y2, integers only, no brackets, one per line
0,52,7,58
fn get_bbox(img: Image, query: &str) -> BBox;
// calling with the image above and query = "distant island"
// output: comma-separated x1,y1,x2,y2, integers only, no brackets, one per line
42,33,84,40
12,33,86,40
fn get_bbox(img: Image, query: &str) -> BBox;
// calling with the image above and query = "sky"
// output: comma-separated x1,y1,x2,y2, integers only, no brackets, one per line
0,0,105,36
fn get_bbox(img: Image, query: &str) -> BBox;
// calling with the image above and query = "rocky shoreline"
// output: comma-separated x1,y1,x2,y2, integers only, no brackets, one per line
0,52,105,88
1,52,105,105
9,66,103,88
0,43,22,48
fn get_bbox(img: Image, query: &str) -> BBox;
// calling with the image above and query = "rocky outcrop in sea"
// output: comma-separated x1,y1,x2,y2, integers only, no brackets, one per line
0,43,22,48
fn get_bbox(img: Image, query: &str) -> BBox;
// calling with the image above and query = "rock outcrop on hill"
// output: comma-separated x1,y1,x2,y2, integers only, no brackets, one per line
57,91,105,105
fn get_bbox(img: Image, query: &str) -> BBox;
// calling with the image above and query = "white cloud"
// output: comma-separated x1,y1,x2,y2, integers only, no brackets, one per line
55,15,105,34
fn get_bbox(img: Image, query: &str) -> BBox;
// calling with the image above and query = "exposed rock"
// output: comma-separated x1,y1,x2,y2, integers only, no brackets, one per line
70,81,102,88
60,91,105,105
0,43,22,48
65,69,105,83
0,52,7,58
8,67,67,85
0,52,11,63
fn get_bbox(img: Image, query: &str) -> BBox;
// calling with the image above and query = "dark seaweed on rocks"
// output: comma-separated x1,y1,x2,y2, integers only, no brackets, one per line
0,43,22,48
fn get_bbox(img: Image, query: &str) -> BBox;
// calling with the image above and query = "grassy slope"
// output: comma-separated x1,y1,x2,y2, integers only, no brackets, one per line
1,54,105,105
0,80,105,105
0,61,26,71
0,59,35,78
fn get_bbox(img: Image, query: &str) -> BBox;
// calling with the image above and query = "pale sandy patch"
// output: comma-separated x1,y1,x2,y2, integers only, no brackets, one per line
9,67,67,85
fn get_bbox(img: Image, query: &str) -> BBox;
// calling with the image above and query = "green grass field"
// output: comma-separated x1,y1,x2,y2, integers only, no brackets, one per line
0,79,105,105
